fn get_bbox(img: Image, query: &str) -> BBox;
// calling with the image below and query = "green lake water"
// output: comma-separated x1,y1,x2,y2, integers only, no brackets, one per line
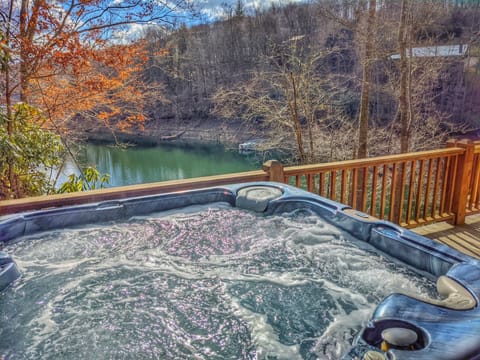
63,144,258,187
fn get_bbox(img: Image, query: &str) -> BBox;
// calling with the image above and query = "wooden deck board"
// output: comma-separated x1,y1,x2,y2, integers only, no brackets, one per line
412,213,480,259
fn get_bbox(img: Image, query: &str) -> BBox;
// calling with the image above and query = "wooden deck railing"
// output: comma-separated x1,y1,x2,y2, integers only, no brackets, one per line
1,140,479,229
466,141,480,215
0,170,268,216
274,147,464,228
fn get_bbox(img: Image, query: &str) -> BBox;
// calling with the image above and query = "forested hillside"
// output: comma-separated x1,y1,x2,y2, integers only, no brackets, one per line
127,0,480,162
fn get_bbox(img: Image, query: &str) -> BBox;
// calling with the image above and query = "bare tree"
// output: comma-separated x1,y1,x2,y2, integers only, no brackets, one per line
213,40,353,164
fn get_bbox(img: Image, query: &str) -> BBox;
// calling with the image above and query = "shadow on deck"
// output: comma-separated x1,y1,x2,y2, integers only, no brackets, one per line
413,213,480,259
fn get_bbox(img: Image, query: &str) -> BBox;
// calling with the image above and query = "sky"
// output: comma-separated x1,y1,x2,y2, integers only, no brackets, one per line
196,0,306,20
111,0,306,43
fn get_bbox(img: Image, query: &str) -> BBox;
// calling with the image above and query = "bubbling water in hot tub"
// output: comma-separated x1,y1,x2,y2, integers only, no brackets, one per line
0,203,436,359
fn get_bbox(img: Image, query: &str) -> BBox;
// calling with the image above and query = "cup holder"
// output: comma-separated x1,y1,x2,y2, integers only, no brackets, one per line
362,319,429,352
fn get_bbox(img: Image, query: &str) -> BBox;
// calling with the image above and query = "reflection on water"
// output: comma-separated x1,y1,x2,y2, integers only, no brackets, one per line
0,206,436,359
60,144,257,187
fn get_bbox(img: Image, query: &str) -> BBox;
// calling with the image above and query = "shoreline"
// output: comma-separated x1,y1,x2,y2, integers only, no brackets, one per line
73,116,259,150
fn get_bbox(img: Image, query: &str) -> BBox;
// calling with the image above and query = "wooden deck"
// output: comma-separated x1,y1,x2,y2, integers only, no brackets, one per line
412,213,480,259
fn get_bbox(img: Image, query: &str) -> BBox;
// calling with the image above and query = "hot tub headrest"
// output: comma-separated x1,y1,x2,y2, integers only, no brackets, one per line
235,186,283,212
405,275,477,310
435,275,477,310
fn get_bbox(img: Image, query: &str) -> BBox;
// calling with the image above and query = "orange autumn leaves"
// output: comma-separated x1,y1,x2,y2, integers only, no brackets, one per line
4,0,171,137
28,41,151,134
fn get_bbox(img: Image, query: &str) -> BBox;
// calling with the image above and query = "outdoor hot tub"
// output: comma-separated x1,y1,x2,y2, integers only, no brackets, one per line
1,183,479,359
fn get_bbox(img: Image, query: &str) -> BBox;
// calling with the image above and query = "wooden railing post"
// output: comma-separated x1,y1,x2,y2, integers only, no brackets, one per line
263,160,285,183
450,139,475,225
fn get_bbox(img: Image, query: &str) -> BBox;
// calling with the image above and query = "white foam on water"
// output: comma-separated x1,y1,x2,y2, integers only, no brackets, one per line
29,303,59,341
312,307,375,359
131,202,234,220
1,205,437,359
313,278,370,308
229,296,302,360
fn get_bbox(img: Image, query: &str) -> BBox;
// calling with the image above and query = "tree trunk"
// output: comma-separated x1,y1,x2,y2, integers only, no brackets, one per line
5,0,15,198
288,72,306,163
398,0,409,153
19,0,44,102
19,0,29,102
356,0,376,160
394,0,409,223
307,111,314,163
356,0,376,210
5,64,15,198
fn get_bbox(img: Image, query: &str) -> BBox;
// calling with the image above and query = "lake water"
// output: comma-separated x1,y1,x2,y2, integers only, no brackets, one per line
59,144,258,187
